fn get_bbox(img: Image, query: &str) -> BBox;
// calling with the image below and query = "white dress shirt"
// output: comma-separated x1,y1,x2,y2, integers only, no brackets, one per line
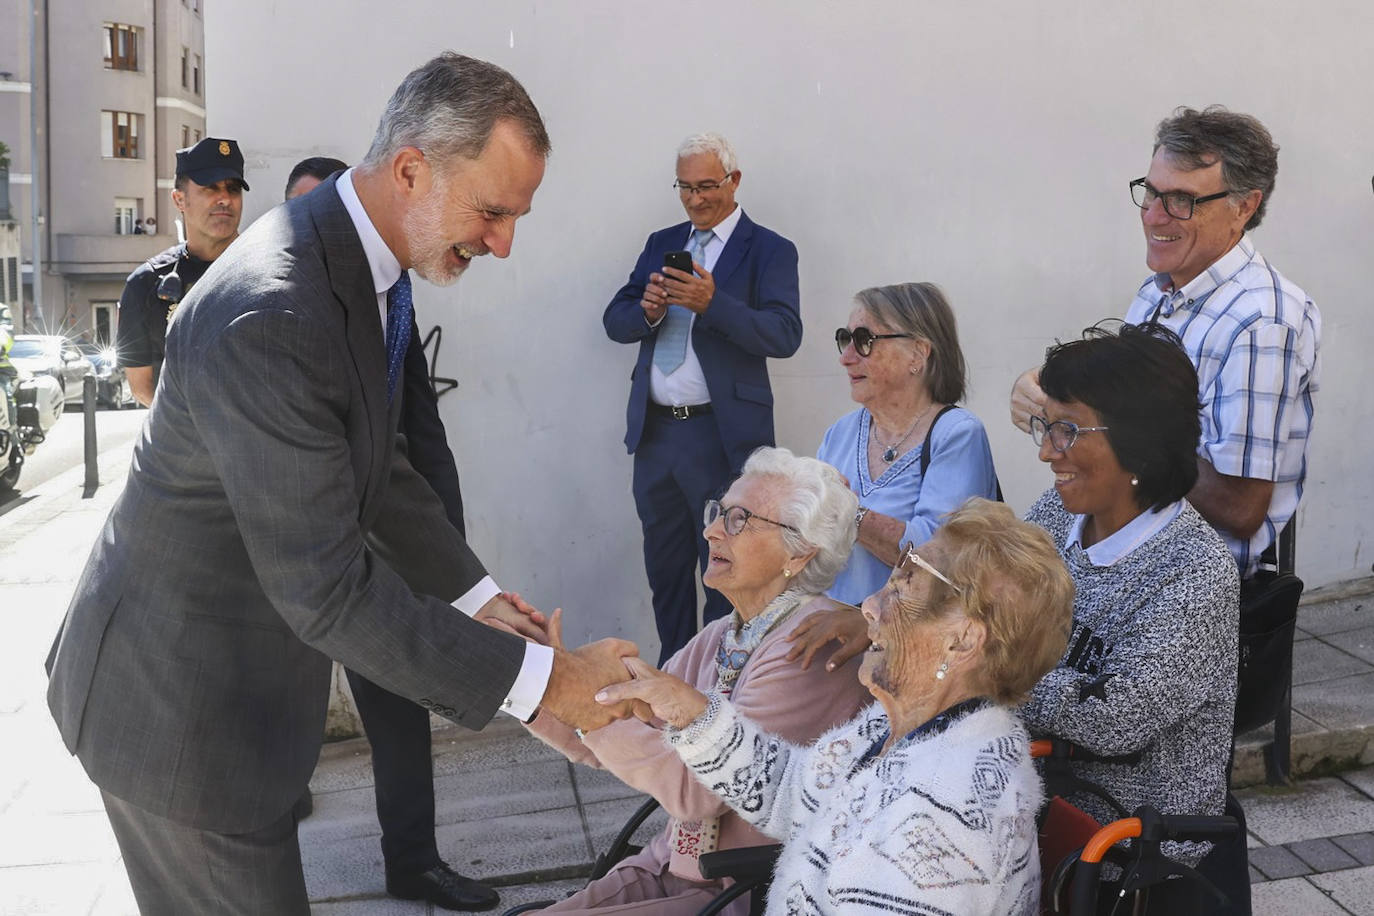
648,204,743,407
337,168,551,720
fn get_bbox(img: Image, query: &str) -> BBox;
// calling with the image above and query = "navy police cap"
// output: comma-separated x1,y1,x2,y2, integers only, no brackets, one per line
175,137,251,191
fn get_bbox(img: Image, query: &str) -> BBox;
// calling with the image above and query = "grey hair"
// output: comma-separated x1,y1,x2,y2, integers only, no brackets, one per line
676,132,738,174
739,447,858,597
361,52,551,173
853,282,967,404
1153,105,1278,231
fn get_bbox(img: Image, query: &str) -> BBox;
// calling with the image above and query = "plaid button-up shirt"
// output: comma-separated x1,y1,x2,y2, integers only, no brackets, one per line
1125,235,1321,578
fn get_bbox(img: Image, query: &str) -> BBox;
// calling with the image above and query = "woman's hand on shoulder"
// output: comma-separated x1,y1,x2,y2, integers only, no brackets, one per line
784,603,871,672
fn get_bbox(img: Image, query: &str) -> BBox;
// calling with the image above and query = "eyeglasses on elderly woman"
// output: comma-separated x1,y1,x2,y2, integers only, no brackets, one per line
894,541,962,594
1028,415,1110,453
834,326,914,357
703,499,800,537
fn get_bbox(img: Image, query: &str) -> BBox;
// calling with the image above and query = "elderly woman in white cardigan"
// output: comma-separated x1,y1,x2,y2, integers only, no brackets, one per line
598,499,1074,916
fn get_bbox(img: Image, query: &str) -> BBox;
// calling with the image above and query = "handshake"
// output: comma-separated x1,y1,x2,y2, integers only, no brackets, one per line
475,592,653,733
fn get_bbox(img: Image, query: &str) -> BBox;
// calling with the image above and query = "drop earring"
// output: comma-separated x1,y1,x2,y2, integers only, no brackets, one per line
1131,475,1139,486
782,567,792,579
935,661,949,681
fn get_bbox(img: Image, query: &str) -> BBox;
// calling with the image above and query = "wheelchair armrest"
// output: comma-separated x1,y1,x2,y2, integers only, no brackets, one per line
698,844,783,881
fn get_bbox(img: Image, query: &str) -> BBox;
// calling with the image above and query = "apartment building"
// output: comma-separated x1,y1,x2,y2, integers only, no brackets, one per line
0,0,206,339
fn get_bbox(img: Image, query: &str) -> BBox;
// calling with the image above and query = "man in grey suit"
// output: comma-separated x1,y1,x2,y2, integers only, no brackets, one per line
45,53,636,915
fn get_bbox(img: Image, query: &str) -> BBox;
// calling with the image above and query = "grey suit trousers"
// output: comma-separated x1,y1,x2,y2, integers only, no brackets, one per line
102,789,309,915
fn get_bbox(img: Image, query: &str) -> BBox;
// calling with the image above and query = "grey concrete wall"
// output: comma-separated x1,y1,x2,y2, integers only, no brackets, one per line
206,1,1374,655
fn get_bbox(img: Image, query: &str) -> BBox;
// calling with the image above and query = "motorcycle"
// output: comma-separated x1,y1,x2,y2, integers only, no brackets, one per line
0,368,63,492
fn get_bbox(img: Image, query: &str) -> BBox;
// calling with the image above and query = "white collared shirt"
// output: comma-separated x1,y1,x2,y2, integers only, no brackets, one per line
648,204,743,407
1066,501,1184,567
336,168,551,720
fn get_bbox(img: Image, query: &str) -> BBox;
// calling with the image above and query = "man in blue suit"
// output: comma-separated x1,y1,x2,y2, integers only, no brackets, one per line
604,133,802,664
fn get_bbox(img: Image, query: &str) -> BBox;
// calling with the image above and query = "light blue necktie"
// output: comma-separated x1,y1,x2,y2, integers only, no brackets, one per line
652,228,714,374
385,271,413,404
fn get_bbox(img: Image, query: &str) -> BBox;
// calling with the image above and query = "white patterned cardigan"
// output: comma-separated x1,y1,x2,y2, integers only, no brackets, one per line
667,696,1043,915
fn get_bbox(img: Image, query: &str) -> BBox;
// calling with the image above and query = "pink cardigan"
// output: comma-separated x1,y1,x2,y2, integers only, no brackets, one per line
527,595,872,881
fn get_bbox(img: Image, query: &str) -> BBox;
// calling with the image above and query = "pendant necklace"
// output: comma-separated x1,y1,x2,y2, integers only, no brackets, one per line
872,403,937,463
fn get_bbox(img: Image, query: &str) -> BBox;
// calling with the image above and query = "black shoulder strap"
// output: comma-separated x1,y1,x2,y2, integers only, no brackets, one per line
918,404,1004,503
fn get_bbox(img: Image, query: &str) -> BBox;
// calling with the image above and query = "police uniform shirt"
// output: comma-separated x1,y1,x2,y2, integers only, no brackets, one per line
116,243,215,377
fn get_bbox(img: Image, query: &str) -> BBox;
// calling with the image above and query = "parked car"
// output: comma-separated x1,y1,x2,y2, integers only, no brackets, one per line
9,335,92,407
75,341,137,409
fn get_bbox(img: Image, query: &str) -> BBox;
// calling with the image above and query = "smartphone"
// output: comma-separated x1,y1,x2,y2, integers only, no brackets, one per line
663,250,692,275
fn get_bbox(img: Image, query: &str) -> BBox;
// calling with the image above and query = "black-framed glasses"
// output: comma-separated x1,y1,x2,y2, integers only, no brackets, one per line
835,326,914,357
673,174,733,196
704,499,799,537
1028,415,1110,452
895,541,962,594
1129,177,1230,221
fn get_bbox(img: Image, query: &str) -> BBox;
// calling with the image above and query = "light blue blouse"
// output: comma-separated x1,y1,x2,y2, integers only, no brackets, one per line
817,406,999,606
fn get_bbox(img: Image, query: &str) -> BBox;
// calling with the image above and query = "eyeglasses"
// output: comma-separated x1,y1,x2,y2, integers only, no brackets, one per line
673,174,733,196
1028,415,1110,452
834,326,914,357
704,499,799,537
895,542,962,594
1129,178,1230,221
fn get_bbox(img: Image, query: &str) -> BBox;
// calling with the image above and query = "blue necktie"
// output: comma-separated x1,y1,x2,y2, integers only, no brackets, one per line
652,228,714,375
385,272,413,404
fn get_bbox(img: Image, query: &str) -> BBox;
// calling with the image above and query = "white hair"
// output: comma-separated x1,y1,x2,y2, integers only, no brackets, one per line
676,132,738,174
739,447,858,597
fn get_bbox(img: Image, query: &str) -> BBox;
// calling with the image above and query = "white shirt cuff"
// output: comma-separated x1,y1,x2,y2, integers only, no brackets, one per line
501,643,553,722
646,313,664,329
450,575,500,617
448,576,552,721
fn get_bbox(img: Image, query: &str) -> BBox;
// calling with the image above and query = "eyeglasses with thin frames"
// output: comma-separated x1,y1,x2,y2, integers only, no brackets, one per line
674,174,734,196
895,541,962,594
835,326,915,357
704,499,799,537
1129,177,1230,221
1028,415,1110,452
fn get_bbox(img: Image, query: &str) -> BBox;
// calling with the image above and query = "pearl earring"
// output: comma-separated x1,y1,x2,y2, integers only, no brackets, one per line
935,661,949,681
1131,475,1139,486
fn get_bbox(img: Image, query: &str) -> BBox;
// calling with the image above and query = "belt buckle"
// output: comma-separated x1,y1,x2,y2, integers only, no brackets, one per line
671,405,691,420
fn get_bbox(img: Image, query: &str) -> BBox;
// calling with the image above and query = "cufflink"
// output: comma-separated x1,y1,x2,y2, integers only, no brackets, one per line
574,728,586,741
501,697,512,710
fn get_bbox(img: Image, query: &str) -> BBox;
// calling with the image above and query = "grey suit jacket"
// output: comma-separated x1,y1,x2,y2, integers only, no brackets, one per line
46,177,526,833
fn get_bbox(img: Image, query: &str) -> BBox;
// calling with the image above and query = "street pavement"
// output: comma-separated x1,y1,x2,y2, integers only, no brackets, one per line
1,439,1371,914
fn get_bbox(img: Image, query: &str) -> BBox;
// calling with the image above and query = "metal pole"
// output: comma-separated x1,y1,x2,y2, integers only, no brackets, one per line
83,375,97,490
28,0,43,328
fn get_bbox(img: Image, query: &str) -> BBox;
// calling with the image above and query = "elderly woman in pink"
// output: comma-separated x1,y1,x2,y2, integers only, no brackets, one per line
522,447,870,914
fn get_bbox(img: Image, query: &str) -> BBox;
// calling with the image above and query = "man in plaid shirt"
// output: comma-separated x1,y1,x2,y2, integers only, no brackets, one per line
1013,106,1321,581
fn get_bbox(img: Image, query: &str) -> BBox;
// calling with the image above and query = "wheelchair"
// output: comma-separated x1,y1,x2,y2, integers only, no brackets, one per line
504,738,1241,916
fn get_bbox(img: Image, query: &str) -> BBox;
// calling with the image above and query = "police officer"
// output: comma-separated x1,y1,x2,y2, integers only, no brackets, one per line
116,137,249,406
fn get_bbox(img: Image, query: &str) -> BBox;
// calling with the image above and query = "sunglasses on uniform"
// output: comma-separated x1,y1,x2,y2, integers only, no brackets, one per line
834,326,914,357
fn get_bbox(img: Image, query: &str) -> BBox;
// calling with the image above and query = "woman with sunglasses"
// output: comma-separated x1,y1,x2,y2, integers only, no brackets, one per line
789,283,998,671
598,499,1074,915
1022,323,1240,913
518,448,870,915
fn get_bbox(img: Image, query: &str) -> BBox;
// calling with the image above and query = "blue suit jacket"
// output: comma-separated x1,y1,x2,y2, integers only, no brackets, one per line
603,211,801,470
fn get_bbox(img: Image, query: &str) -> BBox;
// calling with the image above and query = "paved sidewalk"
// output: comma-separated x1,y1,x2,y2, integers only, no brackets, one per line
1,441,1371,913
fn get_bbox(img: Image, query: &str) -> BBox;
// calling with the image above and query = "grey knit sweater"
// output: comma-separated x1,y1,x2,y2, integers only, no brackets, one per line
1022,490,1239,848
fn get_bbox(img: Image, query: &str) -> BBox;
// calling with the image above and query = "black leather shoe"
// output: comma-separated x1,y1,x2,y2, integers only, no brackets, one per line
386,863,500,912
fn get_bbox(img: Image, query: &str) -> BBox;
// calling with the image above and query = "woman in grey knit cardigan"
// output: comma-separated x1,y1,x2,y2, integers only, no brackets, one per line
1021,322,1240,913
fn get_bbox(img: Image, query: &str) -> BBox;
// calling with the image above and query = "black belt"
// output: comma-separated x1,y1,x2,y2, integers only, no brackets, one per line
649,402,713,420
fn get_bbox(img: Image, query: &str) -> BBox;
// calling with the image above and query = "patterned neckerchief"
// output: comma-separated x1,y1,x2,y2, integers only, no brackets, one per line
713,590,808,696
